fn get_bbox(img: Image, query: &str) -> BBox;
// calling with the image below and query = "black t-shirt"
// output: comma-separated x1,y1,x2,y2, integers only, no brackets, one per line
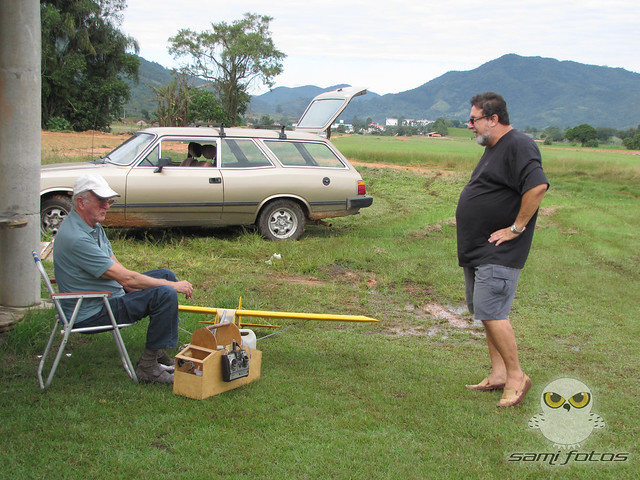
456,129,549,269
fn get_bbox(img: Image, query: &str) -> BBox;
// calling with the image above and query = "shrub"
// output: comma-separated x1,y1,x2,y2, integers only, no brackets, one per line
46,116,72,132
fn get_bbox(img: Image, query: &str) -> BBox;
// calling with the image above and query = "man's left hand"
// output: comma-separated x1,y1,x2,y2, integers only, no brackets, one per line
488,228,519,246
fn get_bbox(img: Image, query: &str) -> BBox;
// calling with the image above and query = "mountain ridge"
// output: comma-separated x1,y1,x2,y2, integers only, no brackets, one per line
126,54,640,129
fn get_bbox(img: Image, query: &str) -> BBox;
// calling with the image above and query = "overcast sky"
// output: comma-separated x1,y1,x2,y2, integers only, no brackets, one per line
121,0,639,96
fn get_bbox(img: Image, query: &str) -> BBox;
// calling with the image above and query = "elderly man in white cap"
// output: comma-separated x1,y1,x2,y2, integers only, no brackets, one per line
53,174,194,384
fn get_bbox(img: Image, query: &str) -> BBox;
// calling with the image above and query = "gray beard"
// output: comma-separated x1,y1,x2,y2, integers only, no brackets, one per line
476,131,491,146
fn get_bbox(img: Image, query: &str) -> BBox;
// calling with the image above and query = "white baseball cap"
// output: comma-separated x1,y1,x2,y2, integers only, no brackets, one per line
73,174,120,199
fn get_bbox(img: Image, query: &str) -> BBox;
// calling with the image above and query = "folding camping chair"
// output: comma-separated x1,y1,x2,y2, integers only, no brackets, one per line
33,250,138,389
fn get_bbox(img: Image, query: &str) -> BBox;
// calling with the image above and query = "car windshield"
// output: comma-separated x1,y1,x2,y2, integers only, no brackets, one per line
104,132,156,166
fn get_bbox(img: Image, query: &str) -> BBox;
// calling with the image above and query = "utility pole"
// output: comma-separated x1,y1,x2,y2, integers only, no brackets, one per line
0,0,41,307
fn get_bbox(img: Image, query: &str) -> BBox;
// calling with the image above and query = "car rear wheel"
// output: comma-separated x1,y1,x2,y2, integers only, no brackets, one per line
41,195,72,236
257,199,305,241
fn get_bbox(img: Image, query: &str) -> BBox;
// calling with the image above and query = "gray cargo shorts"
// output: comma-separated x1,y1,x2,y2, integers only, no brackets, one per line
463,264,521,321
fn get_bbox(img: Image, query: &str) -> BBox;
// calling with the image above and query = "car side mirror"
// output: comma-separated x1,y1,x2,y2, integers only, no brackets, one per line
154,157,172,173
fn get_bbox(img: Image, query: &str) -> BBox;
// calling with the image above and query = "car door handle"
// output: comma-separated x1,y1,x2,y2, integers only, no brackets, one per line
209,177,222,184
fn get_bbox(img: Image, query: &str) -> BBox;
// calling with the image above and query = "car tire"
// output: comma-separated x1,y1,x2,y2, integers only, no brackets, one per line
257,199,305,241
41,195,72,236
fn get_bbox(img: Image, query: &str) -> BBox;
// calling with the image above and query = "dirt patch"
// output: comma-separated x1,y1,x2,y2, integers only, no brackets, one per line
42,130,128,158
421,302,471,329
264,269,476,338
266,265,377,290
539,206,559,217
266,273,325,287
349,160,457,176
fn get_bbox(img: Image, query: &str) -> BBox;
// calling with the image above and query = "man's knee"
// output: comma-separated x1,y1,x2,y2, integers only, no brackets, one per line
155,285,178,305
144,268,178,282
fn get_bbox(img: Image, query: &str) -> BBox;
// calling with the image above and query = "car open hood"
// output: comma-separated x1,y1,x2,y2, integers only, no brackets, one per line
295,86,367,134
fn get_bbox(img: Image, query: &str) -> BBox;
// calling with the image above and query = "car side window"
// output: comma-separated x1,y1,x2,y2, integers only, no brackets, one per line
220,139,272,168
139,144,160,167
136,140,214,167
161,140,193,166
264,141,345,168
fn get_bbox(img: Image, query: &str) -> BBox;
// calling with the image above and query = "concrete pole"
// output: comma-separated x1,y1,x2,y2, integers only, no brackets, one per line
0,0,41,307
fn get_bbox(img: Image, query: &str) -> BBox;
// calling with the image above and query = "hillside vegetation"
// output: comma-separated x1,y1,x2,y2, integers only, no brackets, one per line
247,55,640,129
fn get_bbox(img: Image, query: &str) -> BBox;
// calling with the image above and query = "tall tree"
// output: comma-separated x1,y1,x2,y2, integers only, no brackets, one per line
565,124,598,146
152,74,225,127
152,74,191,127
41,0,140,131
189,89,225,125
168,13,285,126
622,125,640,150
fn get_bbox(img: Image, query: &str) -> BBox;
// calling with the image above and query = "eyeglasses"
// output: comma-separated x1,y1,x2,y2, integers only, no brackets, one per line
83,194,115,206
468,115,489,126
96,197,116,206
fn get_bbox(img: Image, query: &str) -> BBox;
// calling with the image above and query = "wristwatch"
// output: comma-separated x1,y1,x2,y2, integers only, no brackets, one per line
510,223,526,235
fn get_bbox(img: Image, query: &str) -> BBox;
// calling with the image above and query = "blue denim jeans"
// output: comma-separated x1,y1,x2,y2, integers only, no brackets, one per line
77,269,179,350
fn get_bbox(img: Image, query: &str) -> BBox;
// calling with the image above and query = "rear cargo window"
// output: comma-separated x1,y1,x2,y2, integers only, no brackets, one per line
220,139,272,168
264,141,345,168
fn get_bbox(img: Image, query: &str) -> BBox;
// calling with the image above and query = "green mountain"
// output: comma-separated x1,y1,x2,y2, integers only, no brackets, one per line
345,54,640,129
124,58,174,118
124,57,207,119
126,54,640,129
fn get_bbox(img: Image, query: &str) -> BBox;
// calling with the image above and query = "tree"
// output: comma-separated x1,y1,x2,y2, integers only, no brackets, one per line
596,127,617,143
189,89,225,125
168,13,285,126
351,116,367,134
41,0,139,131
259,114,275,125
431,118,449,136
622,125,640,150
152,74,191,127
565,124,598,147
542,126,564,142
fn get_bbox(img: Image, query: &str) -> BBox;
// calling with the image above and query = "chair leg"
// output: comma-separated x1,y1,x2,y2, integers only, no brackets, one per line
37,324,74,390
111,328,139,384
37,322,60,389
103,296,138,384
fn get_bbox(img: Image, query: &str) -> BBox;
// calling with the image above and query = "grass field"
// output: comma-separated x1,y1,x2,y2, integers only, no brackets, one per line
1,131,638,479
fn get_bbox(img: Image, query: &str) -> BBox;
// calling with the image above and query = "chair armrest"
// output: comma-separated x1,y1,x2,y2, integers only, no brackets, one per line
51,291,113,299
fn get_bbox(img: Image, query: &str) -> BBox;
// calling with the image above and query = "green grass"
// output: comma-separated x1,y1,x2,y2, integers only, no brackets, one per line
2,135,639,479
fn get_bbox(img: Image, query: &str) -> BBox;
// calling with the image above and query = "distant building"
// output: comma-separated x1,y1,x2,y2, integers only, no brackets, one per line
385,118,433,127
331,119,354,133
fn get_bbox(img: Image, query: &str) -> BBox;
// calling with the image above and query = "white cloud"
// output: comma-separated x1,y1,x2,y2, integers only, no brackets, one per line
121,0,640,95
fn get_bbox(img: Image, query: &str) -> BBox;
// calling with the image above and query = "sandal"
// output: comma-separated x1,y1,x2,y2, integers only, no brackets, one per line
465,377,506,391
497,374,531,407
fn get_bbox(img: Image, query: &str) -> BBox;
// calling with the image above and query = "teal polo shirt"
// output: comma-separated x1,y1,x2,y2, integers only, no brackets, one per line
53,210,125,323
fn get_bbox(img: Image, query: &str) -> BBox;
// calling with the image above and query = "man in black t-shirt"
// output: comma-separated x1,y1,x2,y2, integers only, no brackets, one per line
456,92,549,408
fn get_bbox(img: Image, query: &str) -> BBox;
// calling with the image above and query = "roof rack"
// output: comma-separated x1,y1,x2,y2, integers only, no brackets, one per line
191,122,226,137
254,125,288,139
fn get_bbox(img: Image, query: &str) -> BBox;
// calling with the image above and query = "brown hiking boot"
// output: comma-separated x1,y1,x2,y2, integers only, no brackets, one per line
156,350,175,372
136,349,174,384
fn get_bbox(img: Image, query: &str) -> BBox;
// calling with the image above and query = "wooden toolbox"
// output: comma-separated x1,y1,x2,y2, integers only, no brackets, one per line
173,322,261,400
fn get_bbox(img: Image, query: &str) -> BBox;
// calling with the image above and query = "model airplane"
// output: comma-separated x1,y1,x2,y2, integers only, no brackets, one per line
178,296,378,329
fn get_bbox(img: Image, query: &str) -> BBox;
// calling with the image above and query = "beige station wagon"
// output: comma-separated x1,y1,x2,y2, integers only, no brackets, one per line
40,87,373,240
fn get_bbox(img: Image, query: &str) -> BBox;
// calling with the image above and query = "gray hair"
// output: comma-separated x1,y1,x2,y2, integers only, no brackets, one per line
72,190,93,208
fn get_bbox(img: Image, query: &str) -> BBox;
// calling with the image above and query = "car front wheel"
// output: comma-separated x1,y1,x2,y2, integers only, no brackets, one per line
257,199,305,241
41,195,72,236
